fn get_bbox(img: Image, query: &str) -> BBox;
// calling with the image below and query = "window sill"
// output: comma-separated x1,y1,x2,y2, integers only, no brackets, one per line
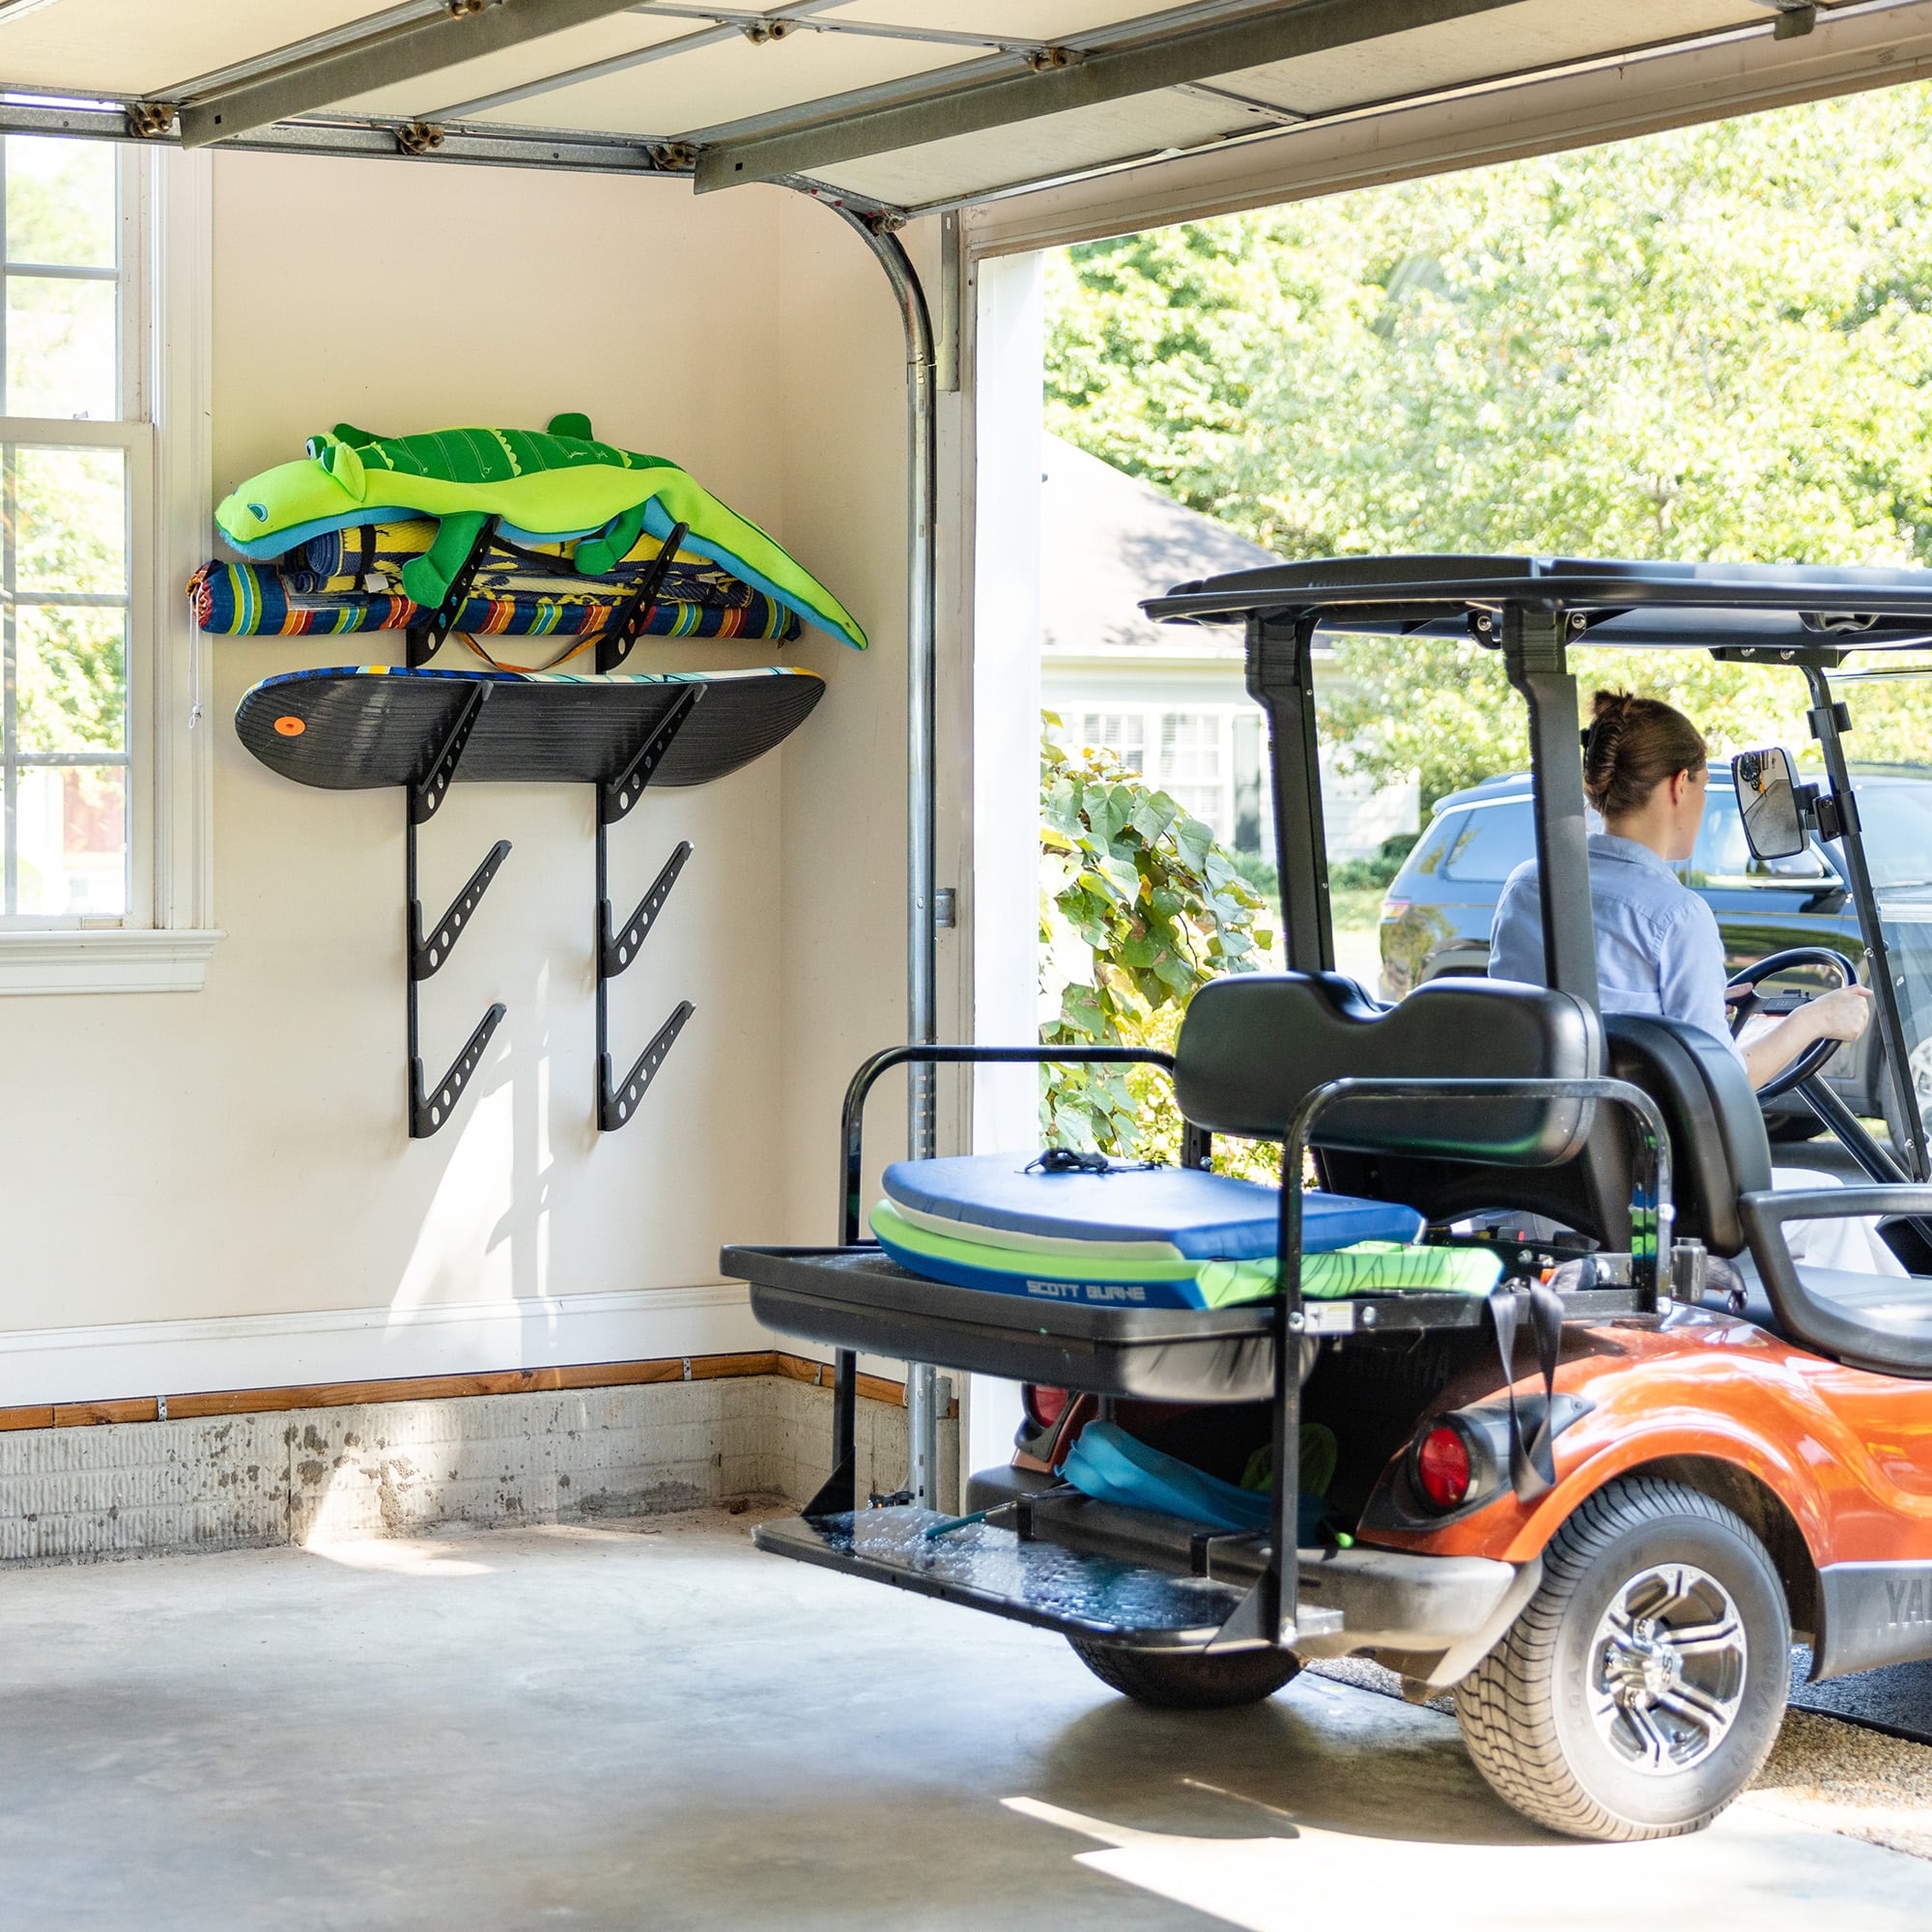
0,928,224,996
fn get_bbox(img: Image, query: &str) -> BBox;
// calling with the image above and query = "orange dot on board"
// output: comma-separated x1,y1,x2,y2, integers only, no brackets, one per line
273,715,306,737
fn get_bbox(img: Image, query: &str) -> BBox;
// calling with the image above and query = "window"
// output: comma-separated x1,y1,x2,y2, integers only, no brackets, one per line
0,137,213,990
1853,781,1932,890
1157,711,1226,828
1065,705,1239,842
1078,710,1147,774
0,137,134,922
1435,801,1537,883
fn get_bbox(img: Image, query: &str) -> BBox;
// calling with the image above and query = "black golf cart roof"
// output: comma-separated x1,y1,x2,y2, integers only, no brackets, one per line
1144,554,1932,660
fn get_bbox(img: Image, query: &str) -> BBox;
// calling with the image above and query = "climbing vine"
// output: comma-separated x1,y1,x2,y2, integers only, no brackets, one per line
1039,725,1272,1165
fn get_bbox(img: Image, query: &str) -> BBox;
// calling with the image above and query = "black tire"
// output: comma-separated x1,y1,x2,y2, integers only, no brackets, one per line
1763,1111,1826,1144
1066,1634,1300,1710
1454,1476,1788,1841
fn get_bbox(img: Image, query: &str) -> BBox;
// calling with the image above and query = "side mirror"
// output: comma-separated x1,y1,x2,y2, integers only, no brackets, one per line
1733,747,1808,861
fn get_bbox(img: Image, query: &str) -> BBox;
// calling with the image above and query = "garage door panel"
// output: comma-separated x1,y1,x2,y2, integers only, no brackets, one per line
812,1,1179,35
466,29,966,139
0,0,393,99
812,90,1251,207
1214,0,1769,116
337,16,699,121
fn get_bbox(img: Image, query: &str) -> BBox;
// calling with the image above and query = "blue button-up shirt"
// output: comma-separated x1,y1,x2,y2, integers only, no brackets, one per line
1490,832,1741,1063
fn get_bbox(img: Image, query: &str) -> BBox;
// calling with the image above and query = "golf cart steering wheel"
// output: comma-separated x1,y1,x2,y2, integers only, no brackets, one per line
1725,947,1861,1100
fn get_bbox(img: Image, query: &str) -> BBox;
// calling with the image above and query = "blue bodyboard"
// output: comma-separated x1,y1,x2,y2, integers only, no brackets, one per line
880,1152,1419,1261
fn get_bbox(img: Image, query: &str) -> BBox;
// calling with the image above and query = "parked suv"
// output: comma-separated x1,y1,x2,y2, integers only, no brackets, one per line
1378,761,1932,1142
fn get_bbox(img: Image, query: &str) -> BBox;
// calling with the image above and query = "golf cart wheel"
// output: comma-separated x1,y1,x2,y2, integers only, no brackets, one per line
1066,1635,1300,1709
1454,1476,1787,1842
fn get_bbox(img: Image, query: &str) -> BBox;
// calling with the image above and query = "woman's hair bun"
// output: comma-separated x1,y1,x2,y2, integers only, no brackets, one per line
1581,688,1706,819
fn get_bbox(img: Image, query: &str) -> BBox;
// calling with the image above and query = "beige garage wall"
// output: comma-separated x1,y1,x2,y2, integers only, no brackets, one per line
0,151,919,1402
772,195,935,1244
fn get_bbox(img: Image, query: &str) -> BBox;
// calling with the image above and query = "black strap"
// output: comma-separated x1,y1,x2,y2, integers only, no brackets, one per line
1023,1148,1161,1175
1026,1148,1113,1175
1489,1279,1565,1501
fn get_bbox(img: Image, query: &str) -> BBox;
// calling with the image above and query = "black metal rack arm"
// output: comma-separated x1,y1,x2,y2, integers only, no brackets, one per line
595,683,706,1132
602,839,692,979
405,516,501,668
402,517,695,671
806,1040,1186,1520
1803,665,1929,1180
596,520,691,673
406,681,508,1139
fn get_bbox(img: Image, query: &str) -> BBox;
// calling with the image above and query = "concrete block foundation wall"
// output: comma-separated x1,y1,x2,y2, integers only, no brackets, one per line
0,1377,958,1565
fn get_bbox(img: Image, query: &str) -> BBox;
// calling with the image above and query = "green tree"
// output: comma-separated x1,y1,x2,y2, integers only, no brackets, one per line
1045,83,1932,806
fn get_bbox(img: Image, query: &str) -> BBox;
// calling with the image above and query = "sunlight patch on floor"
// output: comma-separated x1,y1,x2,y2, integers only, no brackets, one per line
1003,1788,1932,1931
301,1537,494,1577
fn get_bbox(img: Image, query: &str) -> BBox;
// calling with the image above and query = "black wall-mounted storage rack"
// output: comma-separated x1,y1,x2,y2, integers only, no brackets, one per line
237,654,825,1140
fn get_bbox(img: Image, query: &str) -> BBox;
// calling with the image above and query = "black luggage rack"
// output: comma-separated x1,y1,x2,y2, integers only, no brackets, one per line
722,1042,1671,1658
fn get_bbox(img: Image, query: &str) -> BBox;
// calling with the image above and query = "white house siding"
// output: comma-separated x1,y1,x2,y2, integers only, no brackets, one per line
1038,437,1417,863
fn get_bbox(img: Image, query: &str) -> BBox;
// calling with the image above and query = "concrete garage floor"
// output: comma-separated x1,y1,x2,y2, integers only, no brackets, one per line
4,1510,1932,1931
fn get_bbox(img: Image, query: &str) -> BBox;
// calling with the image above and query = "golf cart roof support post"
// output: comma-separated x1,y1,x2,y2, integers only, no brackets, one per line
1803,664,1928,1180
1501,606,1602,1021
813,197,941,1508
1245,614,1334,971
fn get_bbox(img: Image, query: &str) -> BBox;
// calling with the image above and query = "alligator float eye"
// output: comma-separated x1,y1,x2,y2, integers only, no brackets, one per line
248,501,268,522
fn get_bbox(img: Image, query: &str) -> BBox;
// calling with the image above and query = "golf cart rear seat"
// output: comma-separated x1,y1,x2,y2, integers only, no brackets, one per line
725,969,1631,1406
1179,969,1599,1162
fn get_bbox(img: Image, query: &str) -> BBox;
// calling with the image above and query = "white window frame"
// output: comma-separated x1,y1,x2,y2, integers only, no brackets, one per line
1060,701,1239,842
0,141,215,994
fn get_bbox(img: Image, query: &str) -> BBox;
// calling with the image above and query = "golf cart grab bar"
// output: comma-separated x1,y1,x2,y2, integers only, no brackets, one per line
1206,1073,1675,1657
1742,1185,1932,1224
1738,1186,1932,1367
1277,1075,1676,1308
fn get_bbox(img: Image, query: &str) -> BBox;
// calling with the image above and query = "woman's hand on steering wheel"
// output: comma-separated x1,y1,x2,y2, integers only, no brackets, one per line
1725,946,1865,1099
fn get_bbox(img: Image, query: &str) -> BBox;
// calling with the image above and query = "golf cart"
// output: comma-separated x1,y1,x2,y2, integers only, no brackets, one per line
723,556,1932,1844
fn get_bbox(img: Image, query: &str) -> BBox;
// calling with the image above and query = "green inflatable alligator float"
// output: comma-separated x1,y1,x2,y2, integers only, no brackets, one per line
214,413,866,650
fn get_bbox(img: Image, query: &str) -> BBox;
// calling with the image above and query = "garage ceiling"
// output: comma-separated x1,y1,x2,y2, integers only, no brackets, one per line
0,0,1894,219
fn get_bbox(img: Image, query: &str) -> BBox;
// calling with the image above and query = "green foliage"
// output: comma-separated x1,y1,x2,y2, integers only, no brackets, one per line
1039,727,1270,1159
1044,83,1932,805
1328,832,1419,894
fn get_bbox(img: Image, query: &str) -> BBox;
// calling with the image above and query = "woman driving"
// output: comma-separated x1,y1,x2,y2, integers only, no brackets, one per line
1489,690,1896,1277
1489,690,1872,1089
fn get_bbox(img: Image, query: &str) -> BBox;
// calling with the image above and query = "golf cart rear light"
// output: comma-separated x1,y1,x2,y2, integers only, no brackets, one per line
1415,1424,1473,1511
1022,1384,1069,1431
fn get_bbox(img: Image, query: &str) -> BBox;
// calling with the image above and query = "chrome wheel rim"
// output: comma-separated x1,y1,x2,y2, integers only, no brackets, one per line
1586,1563,1748,1776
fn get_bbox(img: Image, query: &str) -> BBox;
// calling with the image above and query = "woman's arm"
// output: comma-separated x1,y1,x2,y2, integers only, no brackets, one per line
1740,986,1873,1090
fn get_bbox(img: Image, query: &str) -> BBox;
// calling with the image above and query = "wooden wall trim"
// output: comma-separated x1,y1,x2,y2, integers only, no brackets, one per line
0,1350,952,1434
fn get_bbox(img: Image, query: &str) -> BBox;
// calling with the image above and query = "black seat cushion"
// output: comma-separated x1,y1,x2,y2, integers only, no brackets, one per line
1605,1013,1773,1258
1175,972,1599,1163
